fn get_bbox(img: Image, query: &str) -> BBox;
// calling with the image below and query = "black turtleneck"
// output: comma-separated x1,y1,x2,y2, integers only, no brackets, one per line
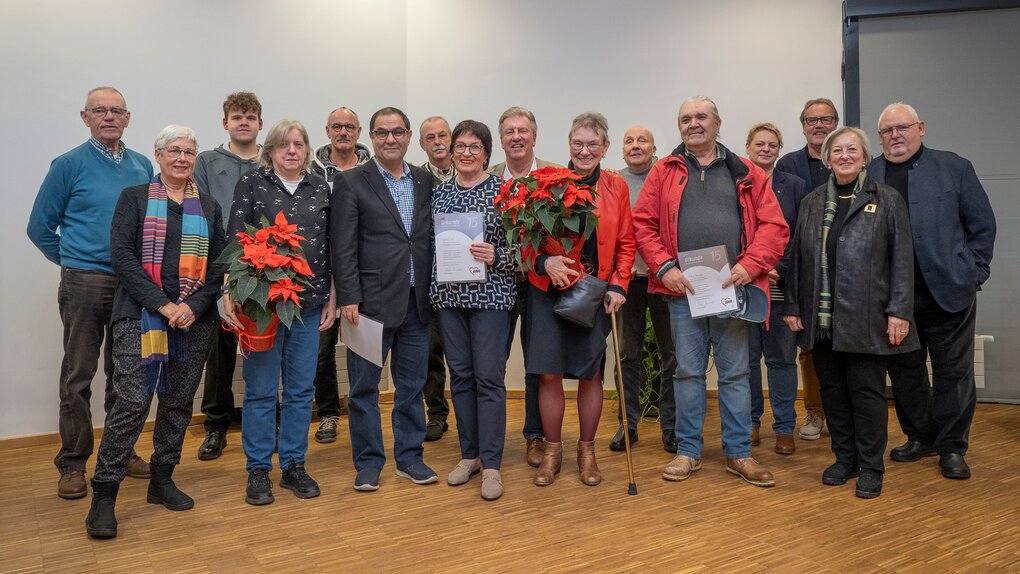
825,179,857,297
885,145,924,206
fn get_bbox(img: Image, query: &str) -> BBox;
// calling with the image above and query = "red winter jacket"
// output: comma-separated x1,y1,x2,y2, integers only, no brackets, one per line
632,144,789,318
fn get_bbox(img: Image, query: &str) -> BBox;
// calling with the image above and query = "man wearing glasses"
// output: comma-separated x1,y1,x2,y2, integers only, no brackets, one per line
310,107,371,445
870,102,996,480
775,97,840,443
28,86,154,500
331,107,438,490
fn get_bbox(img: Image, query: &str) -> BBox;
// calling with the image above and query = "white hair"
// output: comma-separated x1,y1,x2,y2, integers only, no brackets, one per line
877,102,921,130
154,125,198,151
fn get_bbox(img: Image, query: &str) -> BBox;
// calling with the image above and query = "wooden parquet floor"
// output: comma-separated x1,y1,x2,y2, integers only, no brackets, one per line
2,399,1019,573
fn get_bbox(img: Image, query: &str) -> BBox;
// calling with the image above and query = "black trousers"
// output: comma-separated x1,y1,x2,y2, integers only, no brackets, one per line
201,326,238,432
812,339,888,473
617,276,676,431
423,318,450,422
314,322,342,419
508,278,543,440
887,290,977,455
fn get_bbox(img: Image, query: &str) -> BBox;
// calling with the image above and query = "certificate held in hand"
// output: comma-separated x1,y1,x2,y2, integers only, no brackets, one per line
435,212,487,283
677,245,738,318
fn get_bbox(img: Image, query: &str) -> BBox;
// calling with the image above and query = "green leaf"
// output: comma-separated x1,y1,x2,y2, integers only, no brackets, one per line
561,237,573,254
256,310,273,335
536,208,556,234
264,266,288,281
244,223,259,236
563,214,580,233
259,214,270,228
229,259,248,273
276,300,296,329
215,243,243,264
551,183,566,200
235,273,257,301
251,280,270,309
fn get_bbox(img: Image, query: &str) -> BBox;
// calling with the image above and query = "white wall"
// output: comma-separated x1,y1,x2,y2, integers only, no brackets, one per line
0,0,843,439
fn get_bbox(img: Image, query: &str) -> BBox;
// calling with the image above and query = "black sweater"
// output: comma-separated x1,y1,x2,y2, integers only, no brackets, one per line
110,184,228,324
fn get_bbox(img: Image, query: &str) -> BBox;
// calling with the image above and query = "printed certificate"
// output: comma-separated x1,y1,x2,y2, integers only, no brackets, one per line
677,245,738,318
435,212,487,283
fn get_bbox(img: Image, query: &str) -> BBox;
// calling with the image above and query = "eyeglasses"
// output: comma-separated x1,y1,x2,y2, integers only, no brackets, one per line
453,143,484,155
371,128,408,140
803,116,836,126
161,147,197,159
878,122,919,137
328,123,359,132
570,140,603,153
86,107,128,118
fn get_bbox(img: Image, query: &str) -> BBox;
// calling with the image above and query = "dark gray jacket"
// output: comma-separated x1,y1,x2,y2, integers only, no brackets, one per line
781,175,919,355
193,144,259,231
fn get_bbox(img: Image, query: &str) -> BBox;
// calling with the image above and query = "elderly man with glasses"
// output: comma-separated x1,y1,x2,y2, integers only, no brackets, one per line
28,86,154,500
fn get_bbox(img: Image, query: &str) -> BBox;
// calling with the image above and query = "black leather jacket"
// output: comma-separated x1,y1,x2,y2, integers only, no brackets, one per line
780,175,919,355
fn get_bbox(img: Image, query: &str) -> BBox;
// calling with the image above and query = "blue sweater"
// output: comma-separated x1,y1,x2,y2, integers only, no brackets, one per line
27,141,153,273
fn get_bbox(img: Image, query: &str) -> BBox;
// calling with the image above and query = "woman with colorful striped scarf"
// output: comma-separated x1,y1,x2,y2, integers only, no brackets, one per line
86,125,227,538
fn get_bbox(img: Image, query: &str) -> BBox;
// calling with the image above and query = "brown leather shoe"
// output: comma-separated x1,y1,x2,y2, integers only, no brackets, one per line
126,455,150,479
526,438,544,468
576,440,601,486
533,441,562,486
751,425,760,446
58,470,87,499
726,457,776,487
775,434,796,455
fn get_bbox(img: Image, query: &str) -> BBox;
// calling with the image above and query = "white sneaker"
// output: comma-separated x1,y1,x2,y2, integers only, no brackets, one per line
799,411,825,440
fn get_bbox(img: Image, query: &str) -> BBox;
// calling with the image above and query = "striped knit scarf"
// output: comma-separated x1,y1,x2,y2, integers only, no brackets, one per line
817,169,866,340
140,174,209,395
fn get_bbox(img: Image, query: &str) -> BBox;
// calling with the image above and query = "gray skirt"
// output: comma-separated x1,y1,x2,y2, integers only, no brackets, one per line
524,282,610,381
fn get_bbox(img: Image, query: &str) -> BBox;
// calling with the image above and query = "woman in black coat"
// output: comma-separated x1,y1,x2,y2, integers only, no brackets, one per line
781,126,918,499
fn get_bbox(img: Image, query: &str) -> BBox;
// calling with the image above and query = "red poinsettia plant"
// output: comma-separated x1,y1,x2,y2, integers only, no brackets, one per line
215,212,313,334
494,166,599,273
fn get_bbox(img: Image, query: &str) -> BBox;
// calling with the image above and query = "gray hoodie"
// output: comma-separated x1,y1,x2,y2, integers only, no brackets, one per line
193,144,260,231
312,142,371,188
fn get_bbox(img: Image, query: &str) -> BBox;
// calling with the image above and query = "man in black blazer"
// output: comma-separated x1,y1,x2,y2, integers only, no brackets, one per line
331,107,438,490
870,102,996,479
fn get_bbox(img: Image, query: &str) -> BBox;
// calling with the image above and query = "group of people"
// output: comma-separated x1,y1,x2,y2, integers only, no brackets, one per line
27,87,995,540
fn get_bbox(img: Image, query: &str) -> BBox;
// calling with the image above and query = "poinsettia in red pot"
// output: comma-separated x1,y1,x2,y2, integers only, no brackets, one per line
215,212,314,353
494,166,598,285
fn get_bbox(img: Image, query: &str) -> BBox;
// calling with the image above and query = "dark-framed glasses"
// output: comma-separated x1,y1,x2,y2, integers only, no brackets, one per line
161,147,197,159
86,106,128,117
329,123,358,132
878,122,918,137
372,128,408,140
453,143,484,155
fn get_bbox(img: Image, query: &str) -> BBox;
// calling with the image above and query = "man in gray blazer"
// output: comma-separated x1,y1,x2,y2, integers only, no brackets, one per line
331,107,438,490
869,102,996,479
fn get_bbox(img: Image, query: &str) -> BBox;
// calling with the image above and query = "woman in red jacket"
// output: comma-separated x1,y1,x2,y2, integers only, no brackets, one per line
525,112,636,487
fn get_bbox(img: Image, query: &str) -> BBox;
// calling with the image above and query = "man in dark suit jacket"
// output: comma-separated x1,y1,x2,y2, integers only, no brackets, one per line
331,107,438,491
870,102,996,480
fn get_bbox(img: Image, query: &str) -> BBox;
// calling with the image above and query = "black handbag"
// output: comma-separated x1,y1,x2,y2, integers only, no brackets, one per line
553,273,608,328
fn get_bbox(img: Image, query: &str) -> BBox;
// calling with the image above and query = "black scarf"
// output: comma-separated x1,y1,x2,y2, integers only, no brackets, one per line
569,161,601,188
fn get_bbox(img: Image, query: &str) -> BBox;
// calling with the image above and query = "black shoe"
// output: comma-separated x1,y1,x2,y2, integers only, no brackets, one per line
85,481,119,538
314,416,339,444
662,429,679,453
855,469,883,499
822,461,860,486
281,465,321,498
395,462,439,484
198,430,227,461
939,453,971,479
245,470,274,506
609,426,638,451
146,464,194,510
890,439,936,462
425,419,448,441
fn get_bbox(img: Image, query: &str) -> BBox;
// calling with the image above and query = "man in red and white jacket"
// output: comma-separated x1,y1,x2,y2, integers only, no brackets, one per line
633,96,789,488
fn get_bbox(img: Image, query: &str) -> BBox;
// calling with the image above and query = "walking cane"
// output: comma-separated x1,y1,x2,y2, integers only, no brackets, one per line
610,311,638,495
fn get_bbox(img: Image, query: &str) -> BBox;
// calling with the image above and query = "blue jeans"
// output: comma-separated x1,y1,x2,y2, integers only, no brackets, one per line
346,292,430,471
241,306,322,472
748,303,798,435
668,296,752,459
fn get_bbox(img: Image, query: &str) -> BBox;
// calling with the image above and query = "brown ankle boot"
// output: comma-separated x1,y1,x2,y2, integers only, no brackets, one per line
577,440,602,486
533,441,562,486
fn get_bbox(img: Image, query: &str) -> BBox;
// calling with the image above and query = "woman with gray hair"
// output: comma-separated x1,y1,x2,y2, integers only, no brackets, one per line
221,119,335,506
526,112,636,487
781,126,917,499
86,125,228,537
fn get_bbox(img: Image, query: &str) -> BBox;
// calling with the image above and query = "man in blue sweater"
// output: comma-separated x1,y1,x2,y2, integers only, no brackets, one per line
27,86,154,500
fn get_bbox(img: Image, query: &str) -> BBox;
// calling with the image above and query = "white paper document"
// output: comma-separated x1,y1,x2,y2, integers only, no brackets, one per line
340,314,385,367
434,212,487,283
677,245,738,318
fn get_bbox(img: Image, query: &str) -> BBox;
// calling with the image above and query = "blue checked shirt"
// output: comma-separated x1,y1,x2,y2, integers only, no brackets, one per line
89,137,125,164
374,159,417,285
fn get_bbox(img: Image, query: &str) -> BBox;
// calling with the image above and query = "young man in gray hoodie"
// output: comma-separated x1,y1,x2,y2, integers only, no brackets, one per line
193,91,263,460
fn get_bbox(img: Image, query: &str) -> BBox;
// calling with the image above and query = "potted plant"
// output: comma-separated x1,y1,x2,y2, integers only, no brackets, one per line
216,212,313,353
